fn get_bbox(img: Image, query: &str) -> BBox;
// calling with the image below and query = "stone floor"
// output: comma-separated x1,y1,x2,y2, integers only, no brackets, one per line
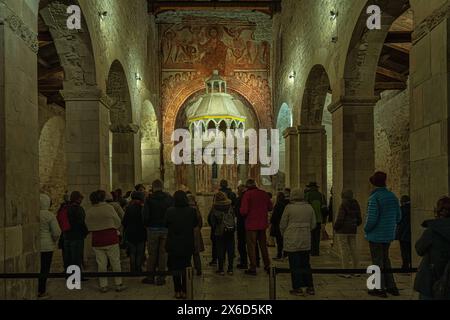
47,229,417,300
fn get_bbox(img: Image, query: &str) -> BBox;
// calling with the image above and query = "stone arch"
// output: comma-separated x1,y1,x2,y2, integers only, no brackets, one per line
39,1,97,91
163,77,270,144
300,65,331,126
106,60,136,191
39,116,66,210
343,0,410,97
141,100,161,184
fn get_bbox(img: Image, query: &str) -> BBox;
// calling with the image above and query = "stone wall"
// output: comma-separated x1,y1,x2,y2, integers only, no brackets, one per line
375,86,410,198
0,0,40,300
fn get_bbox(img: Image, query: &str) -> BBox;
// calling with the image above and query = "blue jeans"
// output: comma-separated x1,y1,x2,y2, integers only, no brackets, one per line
63,239,84,270
288,251,314,289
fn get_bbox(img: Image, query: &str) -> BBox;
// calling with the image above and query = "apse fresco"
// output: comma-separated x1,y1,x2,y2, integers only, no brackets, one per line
160,24,270,75
159,21,272,132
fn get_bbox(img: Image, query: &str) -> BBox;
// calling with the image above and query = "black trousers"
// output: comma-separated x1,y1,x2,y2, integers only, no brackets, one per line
210,228,217,262
310,223,321,256
369,242,397,290
216,231,236,272
39,252,54,294
399,241,412,270
237,223,248,266
275,234,284,258
173,270,187,293
288,251,314,289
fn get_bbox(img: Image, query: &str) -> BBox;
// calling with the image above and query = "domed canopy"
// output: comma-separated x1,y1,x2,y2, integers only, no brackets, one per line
187,71,246,125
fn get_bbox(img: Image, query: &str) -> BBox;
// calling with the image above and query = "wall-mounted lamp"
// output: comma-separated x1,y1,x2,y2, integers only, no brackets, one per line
289,71,296,80
135,73,142,81
99,11,108,20
330,10,338,21
331,36,338,43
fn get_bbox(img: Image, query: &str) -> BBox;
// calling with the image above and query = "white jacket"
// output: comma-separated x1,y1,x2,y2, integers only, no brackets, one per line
40,194,61,252
280,201,316,252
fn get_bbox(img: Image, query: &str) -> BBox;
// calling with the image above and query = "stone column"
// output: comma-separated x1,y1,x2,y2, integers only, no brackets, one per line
409,3,450,264
297,125,327,192
163,143,176,192
61,89,111,198
328,97,378,223
0,0,40,300
283,127,299,189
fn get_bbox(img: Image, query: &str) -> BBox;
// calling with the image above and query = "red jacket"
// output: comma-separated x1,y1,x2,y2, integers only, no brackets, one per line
240,187,273,231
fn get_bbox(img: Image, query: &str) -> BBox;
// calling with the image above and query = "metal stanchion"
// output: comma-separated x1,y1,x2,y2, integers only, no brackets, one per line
269,267,277,300
186,267,194,300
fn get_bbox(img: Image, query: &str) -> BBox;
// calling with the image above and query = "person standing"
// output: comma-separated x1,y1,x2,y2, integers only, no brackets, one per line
38,193,61,299
334,190,362,278
364,171,402,298
235,185,248,269
187,194,205,276
85,191,126,293
59,191,88,272
210,192,236,275
280,189,316,296
240,179,273,275
142,179,174,285
397,195,412,272
165,191,198,300
414,196,450,300
305,182,327,256
271,192,288,260
122,191,147,273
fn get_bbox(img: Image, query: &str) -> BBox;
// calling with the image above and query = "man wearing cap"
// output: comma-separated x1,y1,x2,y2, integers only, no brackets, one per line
365,171,402,298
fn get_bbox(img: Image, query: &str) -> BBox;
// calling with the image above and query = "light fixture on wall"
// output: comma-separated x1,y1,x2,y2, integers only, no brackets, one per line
135,73,142,81
330,10,338,21
289,71,296,80
99,11,108,21
331,36,338,43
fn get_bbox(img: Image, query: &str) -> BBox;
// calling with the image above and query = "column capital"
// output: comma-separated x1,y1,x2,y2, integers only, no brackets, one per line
297,125,326,134
283,127,298,138
110,123,140,134
327,96,379,114
60,87,110,108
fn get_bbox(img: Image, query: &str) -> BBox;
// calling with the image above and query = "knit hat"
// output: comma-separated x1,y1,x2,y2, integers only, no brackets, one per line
214,191,231,206
131,191,145,201
369,171,387,187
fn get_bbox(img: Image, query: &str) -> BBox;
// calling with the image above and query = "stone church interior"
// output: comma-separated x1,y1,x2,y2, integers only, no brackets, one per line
1,0,450,302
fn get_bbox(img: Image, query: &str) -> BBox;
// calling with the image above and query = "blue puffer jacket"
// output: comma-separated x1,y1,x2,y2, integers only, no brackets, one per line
364,188,402,243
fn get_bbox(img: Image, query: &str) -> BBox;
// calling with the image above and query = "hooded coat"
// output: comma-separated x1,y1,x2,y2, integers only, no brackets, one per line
414,218,450,298
40,194,61,252
280,201,316,252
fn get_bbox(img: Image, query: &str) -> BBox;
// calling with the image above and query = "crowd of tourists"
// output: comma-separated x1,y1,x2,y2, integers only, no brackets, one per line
38,172,450,300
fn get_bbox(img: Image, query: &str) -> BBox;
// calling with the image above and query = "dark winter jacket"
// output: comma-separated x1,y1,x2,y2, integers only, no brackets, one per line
64,204,88,241
142,191,174,228
270,200,288,237
414,218,450,298
235,196,245,231
396,203,411,242
165,206,198,257
305,188,326,224
122,201,147,244
334,194,362,234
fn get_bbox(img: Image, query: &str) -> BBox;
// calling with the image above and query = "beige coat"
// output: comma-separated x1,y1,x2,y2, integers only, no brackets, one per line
280,201,316,252
85,202,121,232
40,194,61,252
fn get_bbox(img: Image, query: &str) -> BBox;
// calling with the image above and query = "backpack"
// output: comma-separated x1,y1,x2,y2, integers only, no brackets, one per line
432,260,450,300
57,205,72,232
222,208,236,232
